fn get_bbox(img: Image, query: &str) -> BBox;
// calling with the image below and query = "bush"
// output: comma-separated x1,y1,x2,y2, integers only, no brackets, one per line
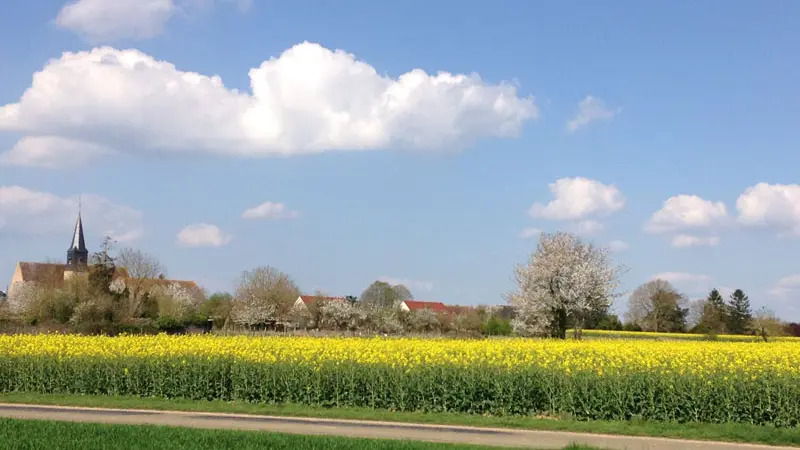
594,314,624,331
156,316,186,334
481,316,512,336
622,322,643,332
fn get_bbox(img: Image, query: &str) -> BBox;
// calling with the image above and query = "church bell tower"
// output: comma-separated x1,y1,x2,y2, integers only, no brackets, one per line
66,203,89,268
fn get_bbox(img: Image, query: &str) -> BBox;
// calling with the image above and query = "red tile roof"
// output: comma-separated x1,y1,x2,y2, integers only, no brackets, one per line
402,300,449,313
18,262,129,287
446,305,475,315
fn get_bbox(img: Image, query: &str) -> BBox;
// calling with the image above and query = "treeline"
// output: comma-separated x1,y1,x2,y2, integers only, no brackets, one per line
0,242,514,336
623,278,797,338
185,267,514,337
2,234,798,339
0,240,209,334
506,231,799,340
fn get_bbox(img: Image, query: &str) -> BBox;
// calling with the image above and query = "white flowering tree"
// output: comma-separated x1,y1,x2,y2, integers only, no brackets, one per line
6,282,39,315
108,278,127,295
230,266,300,329
149,282,198,321
507,232,625,339
406,308,440,333
320,299,365,331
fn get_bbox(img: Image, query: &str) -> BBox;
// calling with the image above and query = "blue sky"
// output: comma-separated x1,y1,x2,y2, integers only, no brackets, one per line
1,0,799,321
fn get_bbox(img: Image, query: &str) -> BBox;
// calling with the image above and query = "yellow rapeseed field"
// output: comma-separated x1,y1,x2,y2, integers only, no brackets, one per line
1,334,798,377
0,334,798,426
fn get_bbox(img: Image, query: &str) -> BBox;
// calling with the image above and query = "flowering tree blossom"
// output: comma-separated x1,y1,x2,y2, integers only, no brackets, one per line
108,278,127,295
320,299,365,330
507,232,625,339
6,282,39,314
147,282,198,320
406,308,440,333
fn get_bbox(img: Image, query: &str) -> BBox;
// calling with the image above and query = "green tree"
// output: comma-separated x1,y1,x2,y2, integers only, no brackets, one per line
726,289,752,334
481,316,513,335
595,313,624,331
695,289,728,334
646,288,688,332
359,281,412,310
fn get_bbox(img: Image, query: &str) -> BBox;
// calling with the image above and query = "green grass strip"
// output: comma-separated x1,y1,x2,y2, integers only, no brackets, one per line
0,392,797,447
0,418,599,450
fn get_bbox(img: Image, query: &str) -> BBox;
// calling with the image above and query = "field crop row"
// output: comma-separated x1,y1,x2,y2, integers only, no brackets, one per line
0,335,797,427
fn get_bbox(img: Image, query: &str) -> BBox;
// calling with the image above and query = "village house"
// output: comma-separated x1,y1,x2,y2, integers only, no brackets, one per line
6,209,198,302
291,295,348,312
399,300,474,316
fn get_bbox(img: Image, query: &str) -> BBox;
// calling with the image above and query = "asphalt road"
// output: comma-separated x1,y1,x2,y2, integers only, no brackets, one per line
0,403,794,450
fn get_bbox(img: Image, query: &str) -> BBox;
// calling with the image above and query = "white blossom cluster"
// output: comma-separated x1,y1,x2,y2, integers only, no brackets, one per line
230,293,277,326
320,300,366,330
108,278,127,295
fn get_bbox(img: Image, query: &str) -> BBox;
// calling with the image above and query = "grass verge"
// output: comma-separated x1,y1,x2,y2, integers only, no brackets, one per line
0,392,797,447
0,418,599,450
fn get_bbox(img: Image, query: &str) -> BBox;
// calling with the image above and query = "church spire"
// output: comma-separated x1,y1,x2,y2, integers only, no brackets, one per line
67,201,89,268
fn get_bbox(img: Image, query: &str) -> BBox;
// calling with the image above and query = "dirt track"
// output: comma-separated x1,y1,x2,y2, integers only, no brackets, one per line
0,403,794,450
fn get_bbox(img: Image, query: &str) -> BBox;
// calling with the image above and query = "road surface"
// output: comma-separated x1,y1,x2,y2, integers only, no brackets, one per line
0,403,794,450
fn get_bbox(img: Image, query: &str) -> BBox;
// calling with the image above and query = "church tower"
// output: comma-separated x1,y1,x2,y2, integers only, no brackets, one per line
66,206,89,268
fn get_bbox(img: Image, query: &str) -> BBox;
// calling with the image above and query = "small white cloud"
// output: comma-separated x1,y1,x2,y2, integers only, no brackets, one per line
519,227,542,239
241,201,299,220
646,195,729,234
606,240,629,252
652,272,712,284
566,96,620,133
570,219,604,236
0,136,114,169
0,185,142,242
768,274,800,297
378,276,434,292
670,234,721,248
650,272,715,296
176,223,232,248
529,177,625,221
0,43,536,166
736,182,800,237
55,0,177,42
54,0,251,43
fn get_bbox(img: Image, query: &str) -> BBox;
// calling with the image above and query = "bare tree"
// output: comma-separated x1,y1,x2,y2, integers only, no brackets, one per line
507,232,625,339
625,279,688,332
750,307,787,341
230,266,300,328
114,247,167,318
686,298,706,330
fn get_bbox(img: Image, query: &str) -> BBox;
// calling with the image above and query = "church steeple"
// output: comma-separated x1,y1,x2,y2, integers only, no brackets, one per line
66,201,89,268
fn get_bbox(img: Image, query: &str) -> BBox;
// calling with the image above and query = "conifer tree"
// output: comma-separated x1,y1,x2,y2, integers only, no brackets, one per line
727,289,752,334
696,288,728,334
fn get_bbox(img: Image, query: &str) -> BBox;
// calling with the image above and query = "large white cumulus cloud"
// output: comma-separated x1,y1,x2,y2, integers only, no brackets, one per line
0,42,537,167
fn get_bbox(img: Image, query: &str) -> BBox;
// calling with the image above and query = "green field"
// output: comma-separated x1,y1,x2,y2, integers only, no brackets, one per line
0,418,600,450
1,393,798,447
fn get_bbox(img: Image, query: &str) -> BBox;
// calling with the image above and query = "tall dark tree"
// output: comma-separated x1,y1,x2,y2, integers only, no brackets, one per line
707,289,725,310
88,236,117,297
644,288,688,332
726,289,752,334
697,288,729,334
